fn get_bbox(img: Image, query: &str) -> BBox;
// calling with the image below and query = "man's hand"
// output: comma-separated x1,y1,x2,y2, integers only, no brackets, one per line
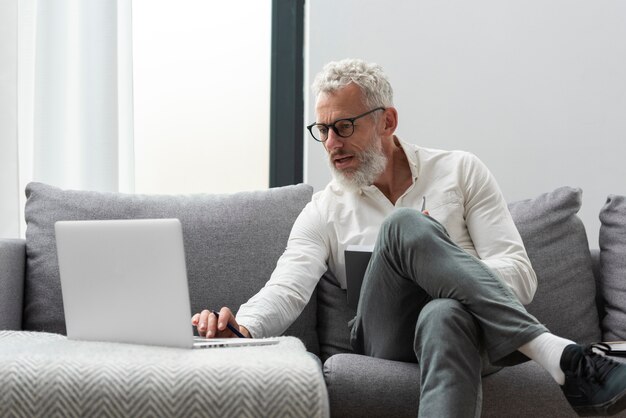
421,196,429,216
191,307,251,338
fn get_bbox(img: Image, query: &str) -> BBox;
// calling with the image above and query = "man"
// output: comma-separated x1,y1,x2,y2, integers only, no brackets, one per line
192,59,626,416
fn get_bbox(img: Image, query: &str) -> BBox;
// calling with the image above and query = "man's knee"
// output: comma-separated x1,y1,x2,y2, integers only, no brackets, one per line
416,299,480,351
379,208,437,249
419,298,468,319
382,207,425,230
418,299,475,328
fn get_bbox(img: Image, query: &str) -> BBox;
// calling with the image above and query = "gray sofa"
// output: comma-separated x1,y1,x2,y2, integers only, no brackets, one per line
1,182,626,417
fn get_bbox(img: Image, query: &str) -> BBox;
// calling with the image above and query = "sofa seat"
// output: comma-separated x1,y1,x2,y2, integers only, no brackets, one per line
0,331,329,418
324,353,595,417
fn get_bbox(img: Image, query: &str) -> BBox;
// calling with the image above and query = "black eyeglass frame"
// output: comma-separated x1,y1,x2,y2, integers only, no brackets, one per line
306,107,386,142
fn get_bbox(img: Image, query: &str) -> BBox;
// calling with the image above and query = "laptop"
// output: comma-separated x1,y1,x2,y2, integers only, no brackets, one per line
55,218,278,349
344,244,374,309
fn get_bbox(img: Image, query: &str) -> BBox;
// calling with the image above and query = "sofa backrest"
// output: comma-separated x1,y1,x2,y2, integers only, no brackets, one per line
19,182,613,359
22,182,319,354
599,194,626,341
507,187,601,344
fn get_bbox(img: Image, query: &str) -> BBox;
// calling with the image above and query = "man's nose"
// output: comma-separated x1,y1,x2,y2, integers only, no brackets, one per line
324,128,344,150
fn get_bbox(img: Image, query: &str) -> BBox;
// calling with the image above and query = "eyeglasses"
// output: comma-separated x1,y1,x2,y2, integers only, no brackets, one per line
306,107,385,142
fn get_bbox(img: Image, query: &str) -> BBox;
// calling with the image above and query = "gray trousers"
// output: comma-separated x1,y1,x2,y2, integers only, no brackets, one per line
350,209,548,417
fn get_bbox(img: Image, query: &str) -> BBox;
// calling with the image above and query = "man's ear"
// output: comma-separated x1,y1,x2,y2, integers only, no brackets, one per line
381,107,398,135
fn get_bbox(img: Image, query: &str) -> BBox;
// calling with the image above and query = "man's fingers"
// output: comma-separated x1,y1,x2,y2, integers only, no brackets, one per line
218,307,235,332
192,307,239,338
207,310,219,338
196,309,211,337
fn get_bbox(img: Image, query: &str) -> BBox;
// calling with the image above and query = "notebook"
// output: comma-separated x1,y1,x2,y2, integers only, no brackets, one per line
55,218,278,349
344,244,374,309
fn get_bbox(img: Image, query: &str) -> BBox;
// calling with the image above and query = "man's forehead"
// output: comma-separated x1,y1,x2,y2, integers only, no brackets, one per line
315,85,367,119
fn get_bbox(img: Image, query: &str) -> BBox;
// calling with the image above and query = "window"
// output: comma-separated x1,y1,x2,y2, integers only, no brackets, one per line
132,1,272,194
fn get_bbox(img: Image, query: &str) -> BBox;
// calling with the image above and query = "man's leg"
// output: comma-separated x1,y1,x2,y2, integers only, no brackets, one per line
351,208,626,417
416,299,483,418
350,208,546,365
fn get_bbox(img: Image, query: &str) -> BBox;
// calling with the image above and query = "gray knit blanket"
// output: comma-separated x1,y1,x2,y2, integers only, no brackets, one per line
0,331,328,418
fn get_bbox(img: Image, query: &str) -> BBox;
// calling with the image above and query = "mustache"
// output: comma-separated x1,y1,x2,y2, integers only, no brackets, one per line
329,150,355,159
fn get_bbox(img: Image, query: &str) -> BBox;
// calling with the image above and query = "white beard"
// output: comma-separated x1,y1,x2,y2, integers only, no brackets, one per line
329,137,388,192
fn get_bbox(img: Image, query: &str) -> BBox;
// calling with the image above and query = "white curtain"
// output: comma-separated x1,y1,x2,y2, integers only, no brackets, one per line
0,0,19,238
8,0,134,237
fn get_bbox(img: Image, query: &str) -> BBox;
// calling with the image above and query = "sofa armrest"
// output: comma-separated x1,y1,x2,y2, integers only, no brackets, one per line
0,238,26,330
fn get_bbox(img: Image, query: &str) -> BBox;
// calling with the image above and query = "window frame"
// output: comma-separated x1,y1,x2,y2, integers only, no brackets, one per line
269,0,305,187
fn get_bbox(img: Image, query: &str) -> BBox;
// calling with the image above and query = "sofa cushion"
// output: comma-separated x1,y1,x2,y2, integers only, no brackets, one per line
324,353,420,418
0,239,26,330
323,353,579,418
23,182,319,354
508,187,600,344
316,270,356,362
599,194,626,341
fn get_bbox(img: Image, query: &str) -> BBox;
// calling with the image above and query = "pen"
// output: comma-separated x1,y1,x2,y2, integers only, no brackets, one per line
421,196,427,212
211,310,246,338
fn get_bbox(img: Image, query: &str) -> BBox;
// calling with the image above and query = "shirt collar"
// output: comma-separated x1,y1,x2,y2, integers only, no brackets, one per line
395,136,420,181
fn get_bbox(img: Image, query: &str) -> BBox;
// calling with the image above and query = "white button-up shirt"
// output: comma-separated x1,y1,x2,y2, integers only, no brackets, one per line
236,139,537,338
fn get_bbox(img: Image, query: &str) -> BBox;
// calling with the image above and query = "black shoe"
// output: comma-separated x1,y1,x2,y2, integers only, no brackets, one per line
560,343,626,416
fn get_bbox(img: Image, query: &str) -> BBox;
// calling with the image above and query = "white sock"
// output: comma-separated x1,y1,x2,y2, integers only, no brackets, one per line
518,333,575,385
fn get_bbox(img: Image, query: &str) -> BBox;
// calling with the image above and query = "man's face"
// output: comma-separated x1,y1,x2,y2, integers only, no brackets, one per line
315,84,387,189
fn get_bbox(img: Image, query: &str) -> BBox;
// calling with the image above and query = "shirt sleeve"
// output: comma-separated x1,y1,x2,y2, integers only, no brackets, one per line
461,153,537,304
235,199,330,338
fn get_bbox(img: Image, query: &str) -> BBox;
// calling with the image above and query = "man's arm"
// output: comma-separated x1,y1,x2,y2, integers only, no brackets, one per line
461,153,537,304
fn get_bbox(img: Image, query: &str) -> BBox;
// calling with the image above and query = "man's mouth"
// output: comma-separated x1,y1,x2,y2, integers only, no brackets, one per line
332,154,355,169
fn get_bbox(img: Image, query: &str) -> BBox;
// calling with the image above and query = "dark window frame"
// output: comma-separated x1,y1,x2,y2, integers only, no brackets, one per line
269,0,305,187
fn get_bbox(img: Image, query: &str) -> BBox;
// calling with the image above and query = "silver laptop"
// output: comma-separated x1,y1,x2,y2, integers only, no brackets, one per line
55,218,278,349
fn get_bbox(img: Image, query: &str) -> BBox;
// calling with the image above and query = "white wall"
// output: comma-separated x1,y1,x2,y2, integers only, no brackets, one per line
305,0,626,246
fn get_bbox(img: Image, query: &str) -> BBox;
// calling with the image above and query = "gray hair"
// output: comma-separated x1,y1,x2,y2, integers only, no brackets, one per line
312,58,394,109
